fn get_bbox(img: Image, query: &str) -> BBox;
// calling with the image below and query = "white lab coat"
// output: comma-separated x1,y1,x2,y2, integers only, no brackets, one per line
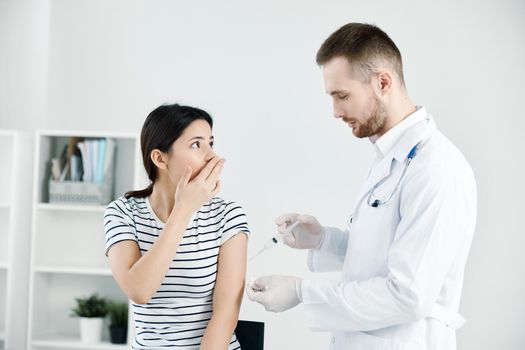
301,108,477,350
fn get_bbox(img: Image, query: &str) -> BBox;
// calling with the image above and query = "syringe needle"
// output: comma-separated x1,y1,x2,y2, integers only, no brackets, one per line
248,221,300,262
249,247,265,262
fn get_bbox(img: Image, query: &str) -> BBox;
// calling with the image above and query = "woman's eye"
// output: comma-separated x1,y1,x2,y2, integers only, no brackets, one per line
191,141,200,148
339,95,349,100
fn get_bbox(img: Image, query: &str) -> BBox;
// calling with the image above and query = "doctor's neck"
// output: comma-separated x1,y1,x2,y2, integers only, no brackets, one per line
376,90,416,138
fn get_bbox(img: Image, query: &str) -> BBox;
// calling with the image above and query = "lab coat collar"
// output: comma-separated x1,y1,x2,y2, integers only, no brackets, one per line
390,114,436,163
371,106,428,161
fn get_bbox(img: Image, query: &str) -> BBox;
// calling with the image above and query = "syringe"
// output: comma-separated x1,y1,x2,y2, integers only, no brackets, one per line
249,221,300,262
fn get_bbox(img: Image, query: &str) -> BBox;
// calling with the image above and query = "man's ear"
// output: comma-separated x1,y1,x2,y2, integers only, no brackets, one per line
376,70,393,95
150,149,168,170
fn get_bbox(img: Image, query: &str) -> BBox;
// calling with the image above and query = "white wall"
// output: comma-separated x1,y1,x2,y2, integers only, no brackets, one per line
1,0,524,349
1,0,49,130
0,0,7,118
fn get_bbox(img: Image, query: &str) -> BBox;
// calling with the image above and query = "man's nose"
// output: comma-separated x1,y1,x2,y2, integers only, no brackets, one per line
333,110,345,120
332,101,344,119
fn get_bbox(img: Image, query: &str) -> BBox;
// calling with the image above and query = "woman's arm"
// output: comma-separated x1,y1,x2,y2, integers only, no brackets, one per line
200,232,248,350
107,207,193,304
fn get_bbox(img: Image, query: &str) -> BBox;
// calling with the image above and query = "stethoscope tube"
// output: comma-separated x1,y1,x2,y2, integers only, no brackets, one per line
347,141,422,229
367,142,420,208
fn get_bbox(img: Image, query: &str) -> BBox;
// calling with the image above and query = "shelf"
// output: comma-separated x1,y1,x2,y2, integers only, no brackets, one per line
34,266,112,276
0,329,4,341
0,261,7,270
37,203,106,212
0,202,10,209
28,131,141,350
32,336,128,350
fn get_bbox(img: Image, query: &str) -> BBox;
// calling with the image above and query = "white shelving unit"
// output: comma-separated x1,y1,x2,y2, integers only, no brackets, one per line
27,130,146,350
0,130,33,350
0,131,16,350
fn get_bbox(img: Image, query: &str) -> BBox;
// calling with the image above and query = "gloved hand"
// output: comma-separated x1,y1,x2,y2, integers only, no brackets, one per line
275,213,325,250
246,275,303,312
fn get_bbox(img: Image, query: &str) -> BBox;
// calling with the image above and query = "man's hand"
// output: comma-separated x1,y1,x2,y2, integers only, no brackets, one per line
275,213,325,250
246,275,302,312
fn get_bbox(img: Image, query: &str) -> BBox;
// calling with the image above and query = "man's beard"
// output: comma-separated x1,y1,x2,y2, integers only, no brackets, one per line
353,96,387,138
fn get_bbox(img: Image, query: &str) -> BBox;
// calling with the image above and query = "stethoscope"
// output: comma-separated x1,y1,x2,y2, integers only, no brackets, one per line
347,141,421,228
367,142,420,207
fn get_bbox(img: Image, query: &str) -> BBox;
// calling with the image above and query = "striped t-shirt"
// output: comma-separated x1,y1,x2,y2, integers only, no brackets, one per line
104,196,250,349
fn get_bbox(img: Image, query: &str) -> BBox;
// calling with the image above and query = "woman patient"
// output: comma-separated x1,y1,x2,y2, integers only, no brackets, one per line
104,103,249,349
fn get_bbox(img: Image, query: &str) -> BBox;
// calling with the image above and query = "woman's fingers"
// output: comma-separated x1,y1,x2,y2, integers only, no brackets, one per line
176,166,192,189
205,158,224,183
195,157,222,181
182,166,192,185
179,158,224,208
211,179,221,198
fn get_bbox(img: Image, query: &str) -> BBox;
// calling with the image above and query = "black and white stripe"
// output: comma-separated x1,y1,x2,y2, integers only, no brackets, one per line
104,196,249,350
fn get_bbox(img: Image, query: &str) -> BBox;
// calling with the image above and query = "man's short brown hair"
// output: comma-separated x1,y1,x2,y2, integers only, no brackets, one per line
316,23,405,86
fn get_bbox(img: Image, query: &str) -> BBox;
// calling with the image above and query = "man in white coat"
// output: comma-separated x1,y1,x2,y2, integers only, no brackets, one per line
247,22,477,350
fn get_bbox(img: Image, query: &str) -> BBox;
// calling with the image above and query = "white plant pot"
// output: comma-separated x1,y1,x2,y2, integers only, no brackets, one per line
79,317,104,343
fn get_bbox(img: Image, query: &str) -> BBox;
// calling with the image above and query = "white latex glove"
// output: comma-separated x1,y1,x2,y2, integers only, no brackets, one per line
246,275,302,313
275,213,325,250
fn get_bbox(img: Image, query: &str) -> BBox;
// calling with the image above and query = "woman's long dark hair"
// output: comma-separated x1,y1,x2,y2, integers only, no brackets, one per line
125,103,213,199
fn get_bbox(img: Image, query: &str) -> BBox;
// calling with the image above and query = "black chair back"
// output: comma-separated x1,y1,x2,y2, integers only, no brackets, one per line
235,320,264,350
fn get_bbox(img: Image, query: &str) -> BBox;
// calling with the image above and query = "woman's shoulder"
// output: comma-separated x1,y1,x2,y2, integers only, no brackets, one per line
105,196,147,216
201,197,245,212
194,197,247,221
202,198,250,239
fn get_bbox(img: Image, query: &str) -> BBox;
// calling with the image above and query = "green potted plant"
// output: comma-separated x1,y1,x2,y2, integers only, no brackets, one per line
71,293,108,343
107,301,128,344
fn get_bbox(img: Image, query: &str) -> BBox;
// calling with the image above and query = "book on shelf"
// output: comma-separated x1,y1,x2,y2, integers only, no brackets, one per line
47,136,116,205
51,137,115,184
